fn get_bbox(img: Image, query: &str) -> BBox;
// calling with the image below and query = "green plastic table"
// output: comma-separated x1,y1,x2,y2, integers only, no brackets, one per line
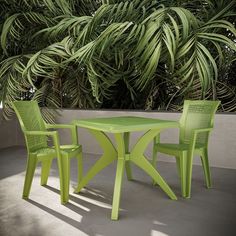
73,116,179,220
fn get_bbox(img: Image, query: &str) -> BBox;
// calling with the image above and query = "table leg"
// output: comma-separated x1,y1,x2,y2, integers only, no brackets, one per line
74,130,117,193
111,133,126,220
124,132,132,180
130,129,177,200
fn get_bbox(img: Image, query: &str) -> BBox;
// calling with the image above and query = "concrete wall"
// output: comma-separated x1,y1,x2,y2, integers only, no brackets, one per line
1,109,236,169
0,110,23,148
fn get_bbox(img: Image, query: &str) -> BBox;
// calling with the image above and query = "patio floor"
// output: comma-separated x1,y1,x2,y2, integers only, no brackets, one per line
0,146,235,236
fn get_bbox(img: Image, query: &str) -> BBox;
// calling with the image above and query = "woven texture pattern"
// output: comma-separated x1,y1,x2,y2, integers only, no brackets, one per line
180,101,219,145
13,101,47,151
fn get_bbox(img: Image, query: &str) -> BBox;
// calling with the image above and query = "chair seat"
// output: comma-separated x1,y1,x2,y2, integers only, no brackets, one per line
60,144,81,153
157,143,205,155
33,145,82,158
60,145,82,157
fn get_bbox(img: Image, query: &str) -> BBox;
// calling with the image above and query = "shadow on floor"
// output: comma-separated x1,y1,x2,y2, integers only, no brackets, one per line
1,146,236,236
26,199,91,235
0,146,27,179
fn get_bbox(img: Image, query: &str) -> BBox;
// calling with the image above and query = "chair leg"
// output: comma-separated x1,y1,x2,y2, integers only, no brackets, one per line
200,149,212,188
152,146,158,167
179,153,187,198
23,155,37,199
175,156,180,177
41,158,53,186
186,152,194,198
152,135,160,166
77,152,83,184
58,155,70,204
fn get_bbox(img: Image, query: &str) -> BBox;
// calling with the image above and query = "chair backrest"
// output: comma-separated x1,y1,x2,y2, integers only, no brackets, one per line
179,100,220,145
12,101,48,152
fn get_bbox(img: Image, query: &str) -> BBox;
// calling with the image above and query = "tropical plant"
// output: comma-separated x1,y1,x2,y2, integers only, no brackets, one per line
0,0,236,119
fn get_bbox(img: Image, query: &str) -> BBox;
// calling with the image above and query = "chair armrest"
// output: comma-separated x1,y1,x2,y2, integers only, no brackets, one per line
193,128,213,135
45,123,78,145
46,124,74,129
24,130,58,137
153,121,180,146
24,130,61,155
188,128,213,153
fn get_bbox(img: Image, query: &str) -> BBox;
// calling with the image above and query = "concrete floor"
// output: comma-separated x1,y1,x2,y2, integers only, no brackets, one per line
0,146,235,236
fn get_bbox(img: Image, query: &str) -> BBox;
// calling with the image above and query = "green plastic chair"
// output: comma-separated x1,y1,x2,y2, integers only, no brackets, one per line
152,100,220,198
12,101,83,204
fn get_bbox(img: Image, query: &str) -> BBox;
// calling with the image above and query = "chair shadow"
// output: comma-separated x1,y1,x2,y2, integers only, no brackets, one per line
43,185,113,210
26,199,91,235
44,185,112,201
0,147,27,180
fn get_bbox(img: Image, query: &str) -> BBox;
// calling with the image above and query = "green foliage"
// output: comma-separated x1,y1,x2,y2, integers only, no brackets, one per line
0,0,236,119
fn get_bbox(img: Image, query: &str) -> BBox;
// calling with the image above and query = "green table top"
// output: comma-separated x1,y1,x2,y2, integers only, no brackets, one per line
73,116,179,133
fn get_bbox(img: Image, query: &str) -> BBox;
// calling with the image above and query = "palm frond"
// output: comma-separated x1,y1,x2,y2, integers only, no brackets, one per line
23,42,71,87
0,0,236,118
0,55,31,118
1,12,53,55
